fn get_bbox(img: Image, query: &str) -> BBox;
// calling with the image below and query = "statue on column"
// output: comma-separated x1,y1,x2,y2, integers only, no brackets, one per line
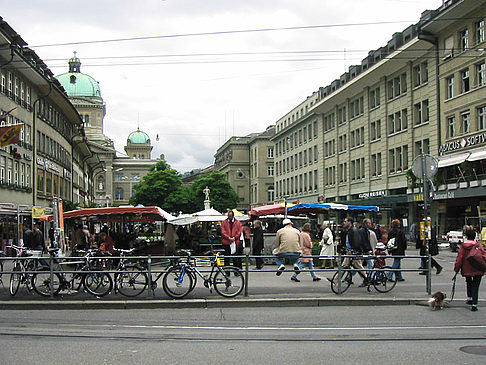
203,186,211,210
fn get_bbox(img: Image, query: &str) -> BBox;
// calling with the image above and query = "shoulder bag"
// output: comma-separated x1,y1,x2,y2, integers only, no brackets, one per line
466,243,486,272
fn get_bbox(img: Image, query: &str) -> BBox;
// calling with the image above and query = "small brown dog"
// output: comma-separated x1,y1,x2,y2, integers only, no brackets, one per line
428,291,446,310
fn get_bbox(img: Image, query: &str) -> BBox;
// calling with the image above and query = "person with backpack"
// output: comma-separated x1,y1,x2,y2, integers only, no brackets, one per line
454,226,486,312
386,219,407,282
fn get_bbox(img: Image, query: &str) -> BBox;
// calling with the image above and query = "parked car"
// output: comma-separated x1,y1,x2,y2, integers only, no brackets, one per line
447,230,464,252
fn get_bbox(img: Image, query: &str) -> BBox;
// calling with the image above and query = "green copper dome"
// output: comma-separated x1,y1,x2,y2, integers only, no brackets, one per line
128,129,151,144
55,53,102,98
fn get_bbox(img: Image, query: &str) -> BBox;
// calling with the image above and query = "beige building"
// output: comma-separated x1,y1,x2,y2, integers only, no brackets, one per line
214,126,275,211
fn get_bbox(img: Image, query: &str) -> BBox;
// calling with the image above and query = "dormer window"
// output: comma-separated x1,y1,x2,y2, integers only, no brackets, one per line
70,75,76,84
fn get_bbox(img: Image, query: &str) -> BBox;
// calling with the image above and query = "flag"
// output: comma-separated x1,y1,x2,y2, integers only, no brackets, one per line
0,107,17,123
0,124,23,147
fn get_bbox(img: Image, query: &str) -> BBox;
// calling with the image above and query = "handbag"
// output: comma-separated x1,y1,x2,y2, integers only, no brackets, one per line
466,243,486,272
386,237,397,250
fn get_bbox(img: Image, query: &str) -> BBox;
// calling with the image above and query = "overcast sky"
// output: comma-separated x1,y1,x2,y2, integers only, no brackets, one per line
3,0,441,172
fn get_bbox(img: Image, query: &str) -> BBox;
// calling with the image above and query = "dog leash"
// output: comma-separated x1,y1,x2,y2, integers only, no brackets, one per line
447,272,458,305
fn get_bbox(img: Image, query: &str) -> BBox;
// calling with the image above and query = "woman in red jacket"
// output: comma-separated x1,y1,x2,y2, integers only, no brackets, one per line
454,226,486,311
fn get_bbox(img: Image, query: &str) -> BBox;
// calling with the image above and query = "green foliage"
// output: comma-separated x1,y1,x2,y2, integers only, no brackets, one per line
130,160,189,213
187,171,239,213
62,199,79,212
406,168,417,189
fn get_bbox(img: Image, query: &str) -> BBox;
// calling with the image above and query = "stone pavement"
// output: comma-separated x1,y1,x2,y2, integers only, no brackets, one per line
0,249,482,310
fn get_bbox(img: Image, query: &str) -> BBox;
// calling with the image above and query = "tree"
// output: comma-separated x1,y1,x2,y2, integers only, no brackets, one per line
188,171,239,213
130,160,189,213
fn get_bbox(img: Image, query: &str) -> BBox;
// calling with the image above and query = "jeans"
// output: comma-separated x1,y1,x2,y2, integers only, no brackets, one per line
466,275,482,305
292,260,318,278
274,252,301,267
387,258,403,281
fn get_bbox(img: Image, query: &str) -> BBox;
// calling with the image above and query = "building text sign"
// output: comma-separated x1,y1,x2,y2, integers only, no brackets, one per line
439,132,486,154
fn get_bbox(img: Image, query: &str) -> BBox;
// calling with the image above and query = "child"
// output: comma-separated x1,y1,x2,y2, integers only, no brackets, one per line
374,241,387,268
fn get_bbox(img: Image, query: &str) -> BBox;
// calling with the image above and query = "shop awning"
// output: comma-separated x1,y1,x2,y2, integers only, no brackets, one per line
40,206,175,222
169,207,248,226
437,153,470,168
467,149,486,162
288,203,379,215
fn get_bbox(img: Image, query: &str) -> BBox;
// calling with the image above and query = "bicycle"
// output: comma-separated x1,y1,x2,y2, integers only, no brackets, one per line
162,249,244,299
330,252,396,294
7,244,40,296
31,248,113,297
111,248,148,297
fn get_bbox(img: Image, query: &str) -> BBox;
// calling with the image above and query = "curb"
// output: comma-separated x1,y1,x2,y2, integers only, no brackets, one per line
0,297,428,310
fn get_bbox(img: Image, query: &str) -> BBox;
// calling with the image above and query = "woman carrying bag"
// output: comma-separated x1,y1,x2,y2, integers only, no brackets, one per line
454,226,486,312
319,223,334,269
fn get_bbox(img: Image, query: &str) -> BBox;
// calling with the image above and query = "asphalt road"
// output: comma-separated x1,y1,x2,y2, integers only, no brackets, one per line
0,305,485,364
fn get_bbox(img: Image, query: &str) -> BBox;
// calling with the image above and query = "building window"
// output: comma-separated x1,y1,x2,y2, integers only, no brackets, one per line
339,163,347,183
338,134,347,152
114,173,123,182
461,69,470,93
446,76,454,99
267,147,274,158
115,188,124,200
314,145,318,162
370,120,381,141
337,106,346,125
371,153,382,177
268,165,274,176
369,87,380,109
415,139,430,157
313,120,318,137
459,28,469,51
476,62,485,87
479,106,486,130
447,116,456,138
267,186,274,202
475,19,485,44
462,112,471,134
350,97,364,118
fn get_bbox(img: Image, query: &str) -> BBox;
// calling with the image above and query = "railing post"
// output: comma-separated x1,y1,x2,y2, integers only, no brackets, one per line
147,255,153,297
426,252,432,295
244,254,249,297
49,255,54,298
337,252,342,295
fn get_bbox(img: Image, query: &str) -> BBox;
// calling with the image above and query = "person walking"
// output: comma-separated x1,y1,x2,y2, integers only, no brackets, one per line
386,219,407,282
242,223,251,250
32,223,45,252
252,220,265,269
454,226,486,311
319,222,334,269
419,225,443,275
292,223,321,282
359,218,374,271
273,218,301,276
221,210,243,269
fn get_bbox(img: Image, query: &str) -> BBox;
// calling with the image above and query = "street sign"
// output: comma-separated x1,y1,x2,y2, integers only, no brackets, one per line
411,154,438,179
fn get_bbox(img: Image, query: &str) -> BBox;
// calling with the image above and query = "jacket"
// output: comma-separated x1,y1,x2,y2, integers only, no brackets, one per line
454,240,486,277
387,227,407,256
358,227,372,253
252,226,264,251
299,231,313,263
347,226,364,253
274,225,301,254
220,218,242,246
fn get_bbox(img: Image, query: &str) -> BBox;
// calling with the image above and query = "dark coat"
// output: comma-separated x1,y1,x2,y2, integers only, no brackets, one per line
32,229,45,250
417,227,439,256
454,240,486,277
252,226,264,251
388,227,407,256
347,226,364,253
23,229,33,248
358,227,372,253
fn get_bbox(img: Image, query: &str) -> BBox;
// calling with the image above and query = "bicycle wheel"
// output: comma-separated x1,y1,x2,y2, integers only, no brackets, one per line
83,271,113,297
213,266,244,298
162,265,194,299
31,268,62,297
115,265,148,297
372,266,397,293
9,262,22,296
330,268,352,294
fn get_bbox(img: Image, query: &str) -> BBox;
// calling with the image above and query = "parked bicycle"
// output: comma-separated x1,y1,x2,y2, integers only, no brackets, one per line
111,248,148,297
329,253,396,294
31,248,113,297
162,249,244,299
7,244,41,296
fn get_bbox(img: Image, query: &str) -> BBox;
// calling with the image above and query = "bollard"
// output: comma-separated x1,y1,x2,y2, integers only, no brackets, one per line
49,255,54,298
337,252,342,294
244,254,249,297
426,252,432,295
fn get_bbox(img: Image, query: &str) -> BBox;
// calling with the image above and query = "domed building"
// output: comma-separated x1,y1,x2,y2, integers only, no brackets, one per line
56,53,163,206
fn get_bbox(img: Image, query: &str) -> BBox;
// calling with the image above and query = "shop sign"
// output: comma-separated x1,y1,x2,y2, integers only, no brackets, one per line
414,194,424,201
44,160,60,174
439,132,486,155
432,191,455,200
32,206,45,218
36,157,44,166
359,190,386,199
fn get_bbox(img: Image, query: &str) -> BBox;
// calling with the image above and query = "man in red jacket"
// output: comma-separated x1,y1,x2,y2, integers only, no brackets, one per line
221,210,243,268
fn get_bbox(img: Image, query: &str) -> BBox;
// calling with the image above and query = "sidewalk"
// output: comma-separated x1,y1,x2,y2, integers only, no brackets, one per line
0,249,479,310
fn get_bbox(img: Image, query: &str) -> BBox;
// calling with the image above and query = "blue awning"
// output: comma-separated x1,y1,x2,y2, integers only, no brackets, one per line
288,203,379,215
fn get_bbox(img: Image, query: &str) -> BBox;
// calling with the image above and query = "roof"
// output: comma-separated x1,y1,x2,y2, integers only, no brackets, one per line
56,72,102,98
128,130,151,144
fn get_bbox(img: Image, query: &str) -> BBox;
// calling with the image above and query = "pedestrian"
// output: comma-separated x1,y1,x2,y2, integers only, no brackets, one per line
328,217,368,287
252,220,265,270
419,225,443,275
221,210,243,269
292,223,321,282
359,218,374,271
273,218,301,276
454,226,486,311
319,222,334,269
373,222,383,242
22,226,34,249
32,223,45,252
386,219,407,282
242,222,251,249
